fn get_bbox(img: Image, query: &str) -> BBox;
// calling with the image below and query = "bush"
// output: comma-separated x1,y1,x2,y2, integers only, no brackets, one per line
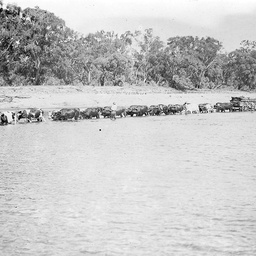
43,76,64,86
173,75,194,90
8,74,28,86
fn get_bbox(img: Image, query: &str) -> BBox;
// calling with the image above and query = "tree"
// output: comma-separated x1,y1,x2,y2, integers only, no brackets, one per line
0,4,76,85
84,30,133,86
225,41,256,90
19,7,72,85
132,28,165,85
167,36,223,88
68,35,94,85
1,0,256,91
0,3,23,85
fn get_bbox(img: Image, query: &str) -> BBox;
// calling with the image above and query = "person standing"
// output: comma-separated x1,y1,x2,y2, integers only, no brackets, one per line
111,102,117,120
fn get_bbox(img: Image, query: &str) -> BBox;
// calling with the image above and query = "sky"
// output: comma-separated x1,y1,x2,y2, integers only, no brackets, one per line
4,0,256,52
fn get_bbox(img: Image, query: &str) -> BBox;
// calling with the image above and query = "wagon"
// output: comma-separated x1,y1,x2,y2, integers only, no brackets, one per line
230,96,256,111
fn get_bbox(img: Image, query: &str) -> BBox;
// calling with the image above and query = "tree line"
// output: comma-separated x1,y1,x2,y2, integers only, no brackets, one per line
1,2,256,90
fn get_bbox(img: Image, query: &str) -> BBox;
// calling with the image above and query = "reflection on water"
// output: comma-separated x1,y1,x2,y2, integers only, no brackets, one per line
1,112,256,255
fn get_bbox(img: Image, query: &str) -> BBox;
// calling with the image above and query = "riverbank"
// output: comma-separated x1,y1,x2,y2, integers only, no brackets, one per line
1,85,256,110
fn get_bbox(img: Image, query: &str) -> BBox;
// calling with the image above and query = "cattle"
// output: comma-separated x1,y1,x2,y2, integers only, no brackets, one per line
149,104,168,116
135,105,148,116
80,107,101,119
101,106,111,118
52,108,80,121
198,103,214,113
247,102,256,111
126,105,138,117
148,105,162,116
101,106,126,118
183,103,199,114
48,110,63,120
239,101,250,111
48,110,57,120
126,105,148,117
158,104,169,115
214,103,233,112
0,111,16,125
17,108,44,122
167,104,185,114
116,107,127,118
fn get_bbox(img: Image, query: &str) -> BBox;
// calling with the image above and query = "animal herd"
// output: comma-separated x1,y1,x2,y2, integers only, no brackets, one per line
1,97,256,125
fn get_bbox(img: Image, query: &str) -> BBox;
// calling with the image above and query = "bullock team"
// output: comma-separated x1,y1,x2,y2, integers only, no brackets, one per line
1,96,256,125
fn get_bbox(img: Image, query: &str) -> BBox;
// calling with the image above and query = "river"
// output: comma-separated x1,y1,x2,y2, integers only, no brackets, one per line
0,112,256,255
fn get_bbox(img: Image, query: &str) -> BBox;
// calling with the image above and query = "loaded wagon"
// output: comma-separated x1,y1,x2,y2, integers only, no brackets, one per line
230,96,256,111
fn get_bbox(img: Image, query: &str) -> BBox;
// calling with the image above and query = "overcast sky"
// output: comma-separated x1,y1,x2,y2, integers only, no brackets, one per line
7,0,256,52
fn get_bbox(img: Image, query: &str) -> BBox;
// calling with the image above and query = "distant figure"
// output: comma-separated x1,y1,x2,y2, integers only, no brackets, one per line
111,102,117,120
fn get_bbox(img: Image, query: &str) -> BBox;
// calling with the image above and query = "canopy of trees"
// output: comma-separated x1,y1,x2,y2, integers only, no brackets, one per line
1,2,256,90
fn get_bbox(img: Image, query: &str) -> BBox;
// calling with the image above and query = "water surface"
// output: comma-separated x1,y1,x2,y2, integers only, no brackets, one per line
1,112,256,255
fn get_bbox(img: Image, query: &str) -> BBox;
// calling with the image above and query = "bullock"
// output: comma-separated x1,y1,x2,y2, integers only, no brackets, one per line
52,108,80,121
158,104,169,115
148,105,162,116
248,102,256,111
126,105,139,117
167,104,185,115
116,107,127,117
183,102,199,114
48,110,56,120
80,107,101,119
198,103,214,113
101,106,126,118
17,108,44,122
135,105,148,116
126,105,148,117
101,106,111,118
149,104,168,116
0,111,16,125
48,110,62,120
242,101,251,111
214,103,233,112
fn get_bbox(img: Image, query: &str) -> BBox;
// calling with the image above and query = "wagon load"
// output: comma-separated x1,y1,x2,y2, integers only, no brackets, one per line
230,96,256,111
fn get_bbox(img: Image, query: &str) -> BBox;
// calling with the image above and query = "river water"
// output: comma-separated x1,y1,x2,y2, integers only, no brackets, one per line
0,112,256,256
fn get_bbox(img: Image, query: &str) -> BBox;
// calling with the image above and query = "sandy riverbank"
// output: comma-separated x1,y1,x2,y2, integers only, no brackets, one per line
1,85,256,110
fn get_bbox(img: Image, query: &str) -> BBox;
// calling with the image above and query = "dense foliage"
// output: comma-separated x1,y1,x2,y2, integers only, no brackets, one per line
1,2,256,90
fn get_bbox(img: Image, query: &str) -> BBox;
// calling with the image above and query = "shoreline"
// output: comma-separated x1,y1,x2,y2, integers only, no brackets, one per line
1,85,256,111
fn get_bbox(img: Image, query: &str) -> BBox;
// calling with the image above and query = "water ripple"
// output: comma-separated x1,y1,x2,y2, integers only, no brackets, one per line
0,113,256,255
